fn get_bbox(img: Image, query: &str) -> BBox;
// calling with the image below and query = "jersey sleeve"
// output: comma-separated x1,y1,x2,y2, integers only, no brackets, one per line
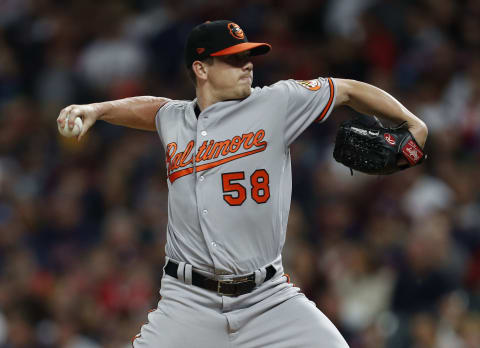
277,77,336,146
154,99,173,146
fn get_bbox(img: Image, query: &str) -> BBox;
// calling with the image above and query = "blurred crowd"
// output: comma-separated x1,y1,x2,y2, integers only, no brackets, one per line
1,0,479,347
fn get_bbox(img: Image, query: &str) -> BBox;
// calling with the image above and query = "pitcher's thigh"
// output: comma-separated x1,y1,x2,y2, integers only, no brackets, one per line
233,294,349,348
132,305,229,348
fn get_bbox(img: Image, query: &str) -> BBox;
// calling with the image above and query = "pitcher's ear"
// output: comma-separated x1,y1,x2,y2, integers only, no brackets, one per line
192,60,209,82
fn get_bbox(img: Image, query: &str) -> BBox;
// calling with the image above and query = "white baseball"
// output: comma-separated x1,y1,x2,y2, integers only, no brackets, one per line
58,117,83,137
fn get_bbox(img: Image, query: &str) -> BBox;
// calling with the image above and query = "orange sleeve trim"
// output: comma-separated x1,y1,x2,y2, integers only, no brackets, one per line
131,334,141,346
315,77,334,123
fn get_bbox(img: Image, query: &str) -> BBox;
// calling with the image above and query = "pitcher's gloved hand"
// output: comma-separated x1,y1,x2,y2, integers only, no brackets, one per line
333,116,426,175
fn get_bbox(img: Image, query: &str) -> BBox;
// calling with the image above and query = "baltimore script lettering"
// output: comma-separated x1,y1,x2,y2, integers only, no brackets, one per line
166,129,268,183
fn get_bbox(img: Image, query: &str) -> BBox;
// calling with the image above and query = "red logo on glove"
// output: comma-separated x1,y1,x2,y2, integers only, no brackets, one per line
384,133,396,145
402,140,423,165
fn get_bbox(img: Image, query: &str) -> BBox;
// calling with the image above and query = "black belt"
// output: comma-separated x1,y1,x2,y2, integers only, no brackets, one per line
164,260,276,297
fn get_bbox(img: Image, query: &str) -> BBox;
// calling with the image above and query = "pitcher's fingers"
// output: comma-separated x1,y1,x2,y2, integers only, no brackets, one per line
78,117,94,141
57,105,72,127
67,107,82,129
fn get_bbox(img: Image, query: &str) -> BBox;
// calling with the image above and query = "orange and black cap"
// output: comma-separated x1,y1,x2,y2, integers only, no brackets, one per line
185,20,271,68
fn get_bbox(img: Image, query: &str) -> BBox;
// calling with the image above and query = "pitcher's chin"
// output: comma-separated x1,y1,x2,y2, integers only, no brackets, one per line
236,84,252,99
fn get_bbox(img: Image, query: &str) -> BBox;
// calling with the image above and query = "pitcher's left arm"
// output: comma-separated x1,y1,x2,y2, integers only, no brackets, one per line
333,79,428,148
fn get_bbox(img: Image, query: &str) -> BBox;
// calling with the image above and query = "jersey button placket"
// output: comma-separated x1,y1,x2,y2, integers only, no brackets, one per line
198,128,206,183
196,112,218,267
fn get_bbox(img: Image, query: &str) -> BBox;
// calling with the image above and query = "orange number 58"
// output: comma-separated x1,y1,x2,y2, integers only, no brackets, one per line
221,169,270,206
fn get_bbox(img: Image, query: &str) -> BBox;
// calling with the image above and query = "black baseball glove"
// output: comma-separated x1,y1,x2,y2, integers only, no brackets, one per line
333,116,426,175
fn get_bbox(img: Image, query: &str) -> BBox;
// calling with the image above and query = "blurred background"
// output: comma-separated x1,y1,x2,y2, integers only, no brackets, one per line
0,0,479,347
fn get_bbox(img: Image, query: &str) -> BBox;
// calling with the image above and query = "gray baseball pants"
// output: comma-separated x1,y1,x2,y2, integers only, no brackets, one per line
132,262,349,348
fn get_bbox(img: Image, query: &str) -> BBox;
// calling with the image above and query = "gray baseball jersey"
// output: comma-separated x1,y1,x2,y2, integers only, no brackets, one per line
133,77,350,348
155,77,335,275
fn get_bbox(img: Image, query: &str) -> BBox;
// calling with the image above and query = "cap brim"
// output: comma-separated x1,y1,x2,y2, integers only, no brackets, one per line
210,42,271,57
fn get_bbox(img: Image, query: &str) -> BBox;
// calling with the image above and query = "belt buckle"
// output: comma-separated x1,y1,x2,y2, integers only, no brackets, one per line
217,279,234,297
217,276,252,296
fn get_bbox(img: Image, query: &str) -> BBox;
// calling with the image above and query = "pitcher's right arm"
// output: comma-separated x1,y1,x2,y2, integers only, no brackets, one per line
57,96,169,140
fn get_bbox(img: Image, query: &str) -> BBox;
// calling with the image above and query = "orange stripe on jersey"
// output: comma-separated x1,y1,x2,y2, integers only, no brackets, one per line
168,167,194,183
315,77,334,123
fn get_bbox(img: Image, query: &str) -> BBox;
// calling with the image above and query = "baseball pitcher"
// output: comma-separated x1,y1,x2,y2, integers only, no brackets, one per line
57,20,427,348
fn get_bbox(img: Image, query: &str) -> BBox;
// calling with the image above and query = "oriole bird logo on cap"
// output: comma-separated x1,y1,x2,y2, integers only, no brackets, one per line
228,23,245,40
